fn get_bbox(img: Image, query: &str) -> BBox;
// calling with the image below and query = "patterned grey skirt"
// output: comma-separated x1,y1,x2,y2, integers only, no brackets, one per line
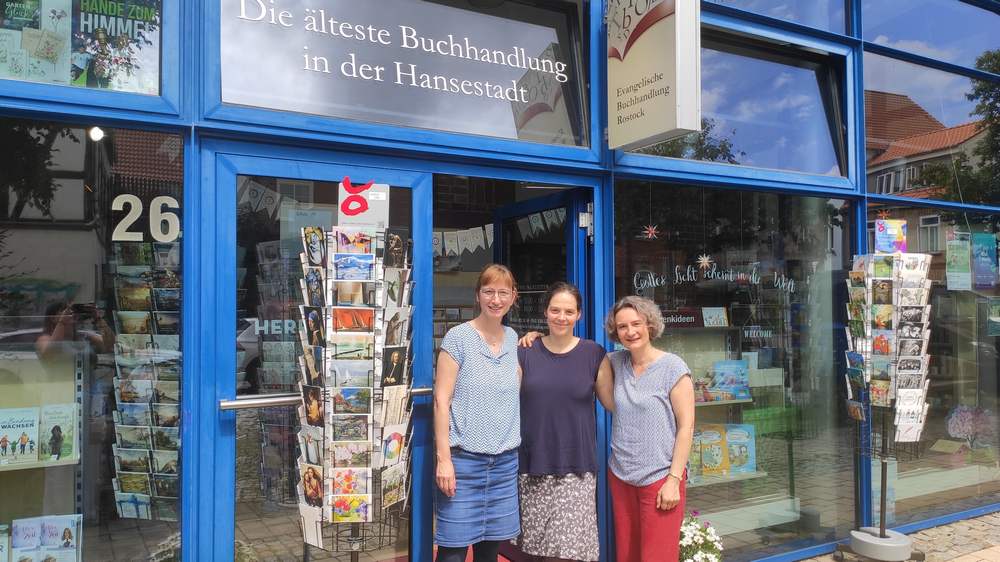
514,472,600,561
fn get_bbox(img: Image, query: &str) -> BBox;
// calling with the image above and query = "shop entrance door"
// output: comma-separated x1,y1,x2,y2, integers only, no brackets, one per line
496,190,592,338
198,142,434,561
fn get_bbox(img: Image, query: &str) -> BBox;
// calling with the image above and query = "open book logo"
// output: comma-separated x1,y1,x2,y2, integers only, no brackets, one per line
607,0,675,61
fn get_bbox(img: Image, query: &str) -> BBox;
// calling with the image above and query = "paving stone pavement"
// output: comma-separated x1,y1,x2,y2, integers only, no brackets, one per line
803,512,1000,562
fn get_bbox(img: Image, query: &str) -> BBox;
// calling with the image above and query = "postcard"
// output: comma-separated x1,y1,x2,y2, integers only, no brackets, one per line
298,426,324,465
328,360,372,387
334,228,375,254
302,385,326,428
872,279,893,305
898,288,928,306
115,242,154,266
153,498,180,521
333,388,372,415
153,475,180,498
116,426,152,450
328,334,375,360
701,307,729,327
117,311,152,334
331,494,372,523
115,492,153,519
153,288,181,311
329,280,377,307
117,403,151,426
152,427,180,451
383,228,410,269
845,351,864,370
333,253,375,281
871,304,893,330
118,287,151,310
331,468,371,495
846,400,866,421
302,267,325,307
302,227,327,268
870,380,892,407
332,441,371,468
330,307,375,333
872,329,894,356
380,423,407,468
116,472,152,495
299,462,325,508
152,450,179,474
300,306,326,348
154,381,180,404
330,414,371,442
872,255,894,278
113,446,151,473
379,346,408,387
382,308,411,346
848,270,866,287
117,378,154,403
383,268,411,309
895,373,925,390
898,338,927,357
871,356,892,381
898,305,931,323
152,404,180,427
381,462,407,508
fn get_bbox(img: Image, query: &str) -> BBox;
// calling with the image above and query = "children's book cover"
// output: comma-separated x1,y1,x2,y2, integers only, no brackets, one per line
39,403,75,460
0,407,39,464
696,360,751,402
699,424,729,476
725,424,756,475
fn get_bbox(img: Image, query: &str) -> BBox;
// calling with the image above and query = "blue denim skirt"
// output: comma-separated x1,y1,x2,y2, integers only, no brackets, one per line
434,448,520,547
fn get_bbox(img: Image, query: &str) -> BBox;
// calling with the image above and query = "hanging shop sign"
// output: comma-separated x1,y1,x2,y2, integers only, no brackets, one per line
606,0,701,151
221,0,584,145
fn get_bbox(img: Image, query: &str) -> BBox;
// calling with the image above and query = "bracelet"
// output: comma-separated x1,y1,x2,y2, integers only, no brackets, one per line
667,472,684,483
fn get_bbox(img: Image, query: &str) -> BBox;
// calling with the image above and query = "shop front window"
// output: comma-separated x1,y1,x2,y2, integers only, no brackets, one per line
863,0,1000,71
615,181,854,560
866,202,1000,525
637,32,847,177
864,53,1000,207
0,1,161,95
706,0,846,33
220,0,588,146
0,117,182,559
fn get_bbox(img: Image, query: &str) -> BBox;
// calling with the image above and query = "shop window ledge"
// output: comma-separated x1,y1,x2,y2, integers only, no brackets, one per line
0,456,80,473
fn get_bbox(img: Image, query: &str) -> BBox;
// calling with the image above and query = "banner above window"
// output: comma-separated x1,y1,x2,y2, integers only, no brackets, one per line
220,0,587,146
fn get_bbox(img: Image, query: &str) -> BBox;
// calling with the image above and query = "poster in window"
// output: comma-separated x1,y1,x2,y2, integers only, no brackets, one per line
874,219,907,253
70,0,160,94
946,230,972,290
971,233,998,289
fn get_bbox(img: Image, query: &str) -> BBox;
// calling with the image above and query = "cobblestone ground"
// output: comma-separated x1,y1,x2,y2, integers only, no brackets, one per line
804,512,1000,562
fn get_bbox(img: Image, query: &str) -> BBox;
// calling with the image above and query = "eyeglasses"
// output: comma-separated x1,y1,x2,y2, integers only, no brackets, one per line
479,289,513,301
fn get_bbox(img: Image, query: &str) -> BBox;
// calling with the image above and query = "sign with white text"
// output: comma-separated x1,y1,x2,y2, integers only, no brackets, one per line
221,0,584,145
607,0,701,150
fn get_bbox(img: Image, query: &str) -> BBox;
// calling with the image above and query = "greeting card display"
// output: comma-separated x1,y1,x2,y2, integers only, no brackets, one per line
293,225,415,551
108,241,182,522
842,252,933,444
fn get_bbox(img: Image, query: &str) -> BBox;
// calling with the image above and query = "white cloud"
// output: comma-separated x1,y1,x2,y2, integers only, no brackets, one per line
772,72,793,90
863,54,974,126
871,35,961,63
702,86,726,114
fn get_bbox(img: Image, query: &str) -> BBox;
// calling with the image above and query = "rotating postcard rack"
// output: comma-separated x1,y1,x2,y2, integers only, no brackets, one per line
837,253,933,562
295,225,414,553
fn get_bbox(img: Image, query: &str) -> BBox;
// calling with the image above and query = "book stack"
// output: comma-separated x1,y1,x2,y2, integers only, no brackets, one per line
9,514,82,562
843,253,932,443
109,241,181,522
295,226,415,549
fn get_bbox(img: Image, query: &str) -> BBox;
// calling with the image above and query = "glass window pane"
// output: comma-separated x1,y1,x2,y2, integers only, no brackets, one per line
863,0,1000,70
0,1,162,94
220,0,588,146
637,35,846,177
706,0,845,32
864,53,1000,206
235,175,413,559
0,117,183,559
866,202,1000,524
615,181,855,558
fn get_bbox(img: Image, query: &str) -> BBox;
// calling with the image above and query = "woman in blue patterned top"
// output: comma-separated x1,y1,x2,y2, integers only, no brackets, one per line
433,264,522,562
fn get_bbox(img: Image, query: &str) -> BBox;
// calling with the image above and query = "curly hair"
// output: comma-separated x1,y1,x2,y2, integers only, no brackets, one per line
604,296,664,343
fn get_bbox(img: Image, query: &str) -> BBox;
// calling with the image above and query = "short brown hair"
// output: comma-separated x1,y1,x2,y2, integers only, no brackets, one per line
544,282,582,311
604,296,665,343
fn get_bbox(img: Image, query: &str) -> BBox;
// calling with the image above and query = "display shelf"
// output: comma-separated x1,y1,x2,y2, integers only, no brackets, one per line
0,456,80,473
695,398,753,407
698,492,800,536
688,469,768,488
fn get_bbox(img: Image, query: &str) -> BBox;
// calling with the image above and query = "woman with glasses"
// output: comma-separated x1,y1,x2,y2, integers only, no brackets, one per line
601,296,695,562
434,264,521,562
515,282,606,561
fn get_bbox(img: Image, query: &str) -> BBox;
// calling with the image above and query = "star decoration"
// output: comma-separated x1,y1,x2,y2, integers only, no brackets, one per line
641,224,660,240
697,254,714,270
876,209,891,220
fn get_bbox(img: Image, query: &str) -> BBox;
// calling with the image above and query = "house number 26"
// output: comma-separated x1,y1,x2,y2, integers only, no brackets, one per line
112,195,181,243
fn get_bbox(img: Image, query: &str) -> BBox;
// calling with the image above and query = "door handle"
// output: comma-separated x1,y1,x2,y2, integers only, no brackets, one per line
219,393,300,411
411,387,432,397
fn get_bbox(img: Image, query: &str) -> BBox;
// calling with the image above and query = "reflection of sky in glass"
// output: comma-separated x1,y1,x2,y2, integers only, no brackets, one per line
697,48,842,175
706,0,845,32
863,0,999,71
220,0,579,144
864,52,975,127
